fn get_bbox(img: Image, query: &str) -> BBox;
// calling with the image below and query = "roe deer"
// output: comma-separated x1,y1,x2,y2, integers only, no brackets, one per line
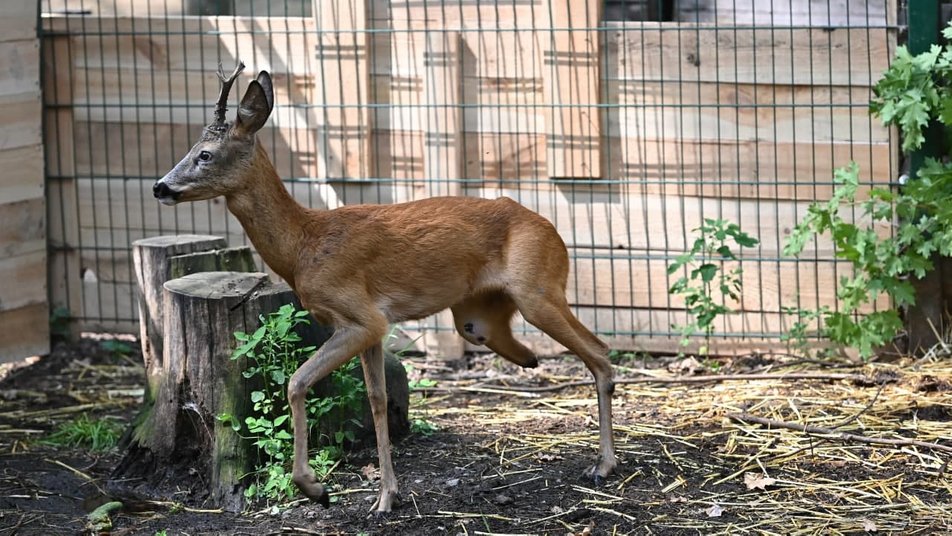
153,62,617,513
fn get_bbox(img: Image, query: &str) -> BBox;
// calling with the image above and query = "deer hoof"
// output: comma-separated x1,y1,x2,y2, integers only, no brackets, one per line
369,488,400,514
294,471,330,507
585,458,616,486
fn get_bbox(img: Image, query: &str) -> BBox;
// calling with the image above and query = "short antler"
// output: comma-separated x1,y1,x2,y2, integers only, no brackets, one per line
213,60,246,125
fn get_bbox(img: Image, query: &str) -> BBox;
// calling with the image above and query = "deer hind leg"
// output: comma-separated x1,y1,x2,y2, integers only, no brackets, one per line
511,289,617,482
451,291,538,368
360,341,399,513
287,319,386,507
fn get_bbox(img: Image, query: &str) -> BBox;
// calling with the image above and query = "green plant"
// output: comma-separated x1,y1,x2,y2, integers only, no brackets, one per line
782,23,952,359
783,164,919,357
228,304,365,504
49,306,72,341
869,27,952,154
404,363,437,390
100,339,134,360
667,218,759,352
410,417,438,436
43,414,122,451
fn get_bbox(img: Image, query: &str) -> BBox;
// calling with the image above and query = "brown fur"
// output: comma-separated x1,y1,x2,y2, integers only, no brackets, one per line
154,69,617,513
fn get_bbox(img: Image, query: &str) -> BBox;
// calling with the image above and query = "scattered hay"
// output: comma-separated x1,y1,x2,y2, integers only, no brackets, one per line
412,356,952,534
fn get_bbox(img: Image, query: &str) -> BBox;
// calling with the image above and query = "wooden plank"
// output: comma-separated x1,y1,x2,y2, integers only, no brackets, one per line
0,39,40,99
0,303,49,363
72,68,317,126
313,0,371,178
676,0,890,27
0,93,42,153
0,197,45,260
375,1,535,28
45,16,314,74
606,23,894,86
0,250,46,312
0,145,44,204
543,0,601,178
72,120,318,181
423,30,465,359
605,82,889,144
459,30,546,140
373,130,425,180
0,1,37,44
607,137,894,201
567,251,889,313
463,133,547,182
424,31,462,197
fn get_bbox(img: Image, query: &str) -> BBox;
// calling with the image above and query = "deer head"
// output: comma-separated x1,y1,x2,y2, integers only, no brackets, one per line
153,61,275,205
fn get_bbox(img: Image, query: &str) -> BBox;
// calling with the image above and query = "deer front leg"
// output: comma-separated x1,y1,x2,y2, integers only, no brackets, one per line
288,324,383,506
360,342,399,513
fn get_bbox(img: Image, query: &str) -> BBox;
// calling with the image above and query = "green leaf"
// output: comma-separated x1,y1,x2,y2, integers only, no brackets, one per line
694,263,719,283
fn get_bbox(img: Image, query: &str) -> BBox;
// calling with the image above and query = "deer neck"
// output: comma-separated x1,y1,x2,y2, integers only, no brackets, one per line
225,143,309,284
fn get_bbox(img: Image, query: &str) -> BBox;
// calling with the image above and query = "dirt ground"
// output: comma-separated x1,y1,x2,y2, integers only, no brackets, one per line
1,337,951,535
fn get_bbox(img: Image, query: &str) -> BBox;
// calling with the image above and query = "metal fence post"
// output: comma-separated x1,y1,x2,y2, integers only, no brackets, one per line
905,0,946,353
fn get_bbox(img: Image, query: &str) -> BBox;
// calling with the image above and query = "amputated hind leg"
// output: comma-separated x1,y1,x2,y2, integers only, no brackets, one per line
451,291,538,368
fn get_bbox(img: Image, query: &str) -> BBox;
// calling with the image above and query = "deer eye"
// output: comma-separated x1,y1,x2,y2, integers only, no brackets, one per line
197,150,213,162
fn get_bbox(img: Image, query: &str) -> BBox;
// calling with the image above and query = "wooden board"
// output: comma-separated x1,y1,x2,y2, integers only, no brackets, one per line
0,1,38,43
313,0,371,178
72,120,318,181
567,251,890,313
543,0,601,179
605,23,895,87
605,82,890,144
677,0,892,27
44,16,315,74
607,137,895,201
0,303,49,363
0,250,47,312
1,4,46,360
0,145,44,205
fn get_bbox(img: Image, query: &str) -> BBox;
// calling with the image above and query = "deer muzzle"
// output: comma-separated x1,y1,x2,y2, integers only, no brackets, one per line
153,180,181,205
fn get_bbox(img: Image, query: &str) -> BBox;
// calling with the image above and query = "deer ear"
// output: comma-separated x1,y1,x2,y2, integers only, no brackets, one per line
234,80,271,136
255,71,274,111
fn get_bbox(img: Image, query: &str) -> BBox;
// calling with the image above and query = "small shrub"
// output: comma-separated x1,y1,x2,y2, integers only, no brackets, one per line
228,304,366,504
668,218,759,352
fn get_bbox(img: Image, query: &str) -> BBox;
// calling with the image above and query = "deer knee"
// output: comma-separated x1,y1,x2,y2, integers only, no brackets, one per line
288,374,310,405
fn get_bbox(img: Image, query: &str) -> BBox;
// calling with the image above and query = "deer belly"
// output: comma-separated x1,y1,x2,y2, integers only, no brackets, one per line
376,287,461,323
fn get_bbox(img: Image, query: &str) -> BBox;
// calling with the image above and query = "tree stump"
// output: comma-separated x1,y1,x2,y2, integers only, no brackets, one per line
115,272,288,510
132,235,228,398
115,269,410,510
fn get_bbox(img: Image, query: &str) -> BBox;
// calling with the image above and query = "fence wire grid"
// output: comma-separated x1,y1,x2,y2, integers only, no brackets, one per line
41,0,900,352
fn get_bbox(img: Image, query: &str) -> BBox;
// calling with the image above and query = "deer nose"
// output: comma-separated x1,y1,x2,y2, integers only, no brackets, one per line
153,181,172,198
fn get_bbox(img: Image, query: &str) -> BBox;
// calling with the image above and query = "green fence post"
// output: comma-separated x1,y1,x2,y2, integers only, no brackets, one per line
905,0,945,354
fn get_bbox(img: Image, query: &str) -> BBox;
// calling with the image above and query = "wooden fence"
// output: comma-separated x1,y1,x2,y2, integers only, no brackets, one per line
40,0,898,356
1,1,46,363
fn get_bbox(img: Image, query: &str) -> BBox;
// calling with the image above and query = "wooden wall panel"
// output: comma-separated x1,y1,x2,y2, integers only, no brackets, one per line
1,2,46,362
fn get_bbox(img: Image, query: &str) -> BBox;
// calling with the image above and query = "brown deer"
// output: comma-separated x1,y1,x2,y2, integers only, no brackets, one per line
153,62,617,513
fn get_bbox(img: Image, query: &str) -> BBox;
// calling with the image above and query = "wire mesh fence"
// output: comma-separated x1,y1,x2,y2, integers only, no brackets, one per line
41,0,899,353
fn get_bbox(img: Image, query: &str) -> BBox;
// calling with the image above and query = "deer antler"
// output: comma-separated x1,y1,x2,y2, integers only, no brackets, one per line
213,60,246,126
